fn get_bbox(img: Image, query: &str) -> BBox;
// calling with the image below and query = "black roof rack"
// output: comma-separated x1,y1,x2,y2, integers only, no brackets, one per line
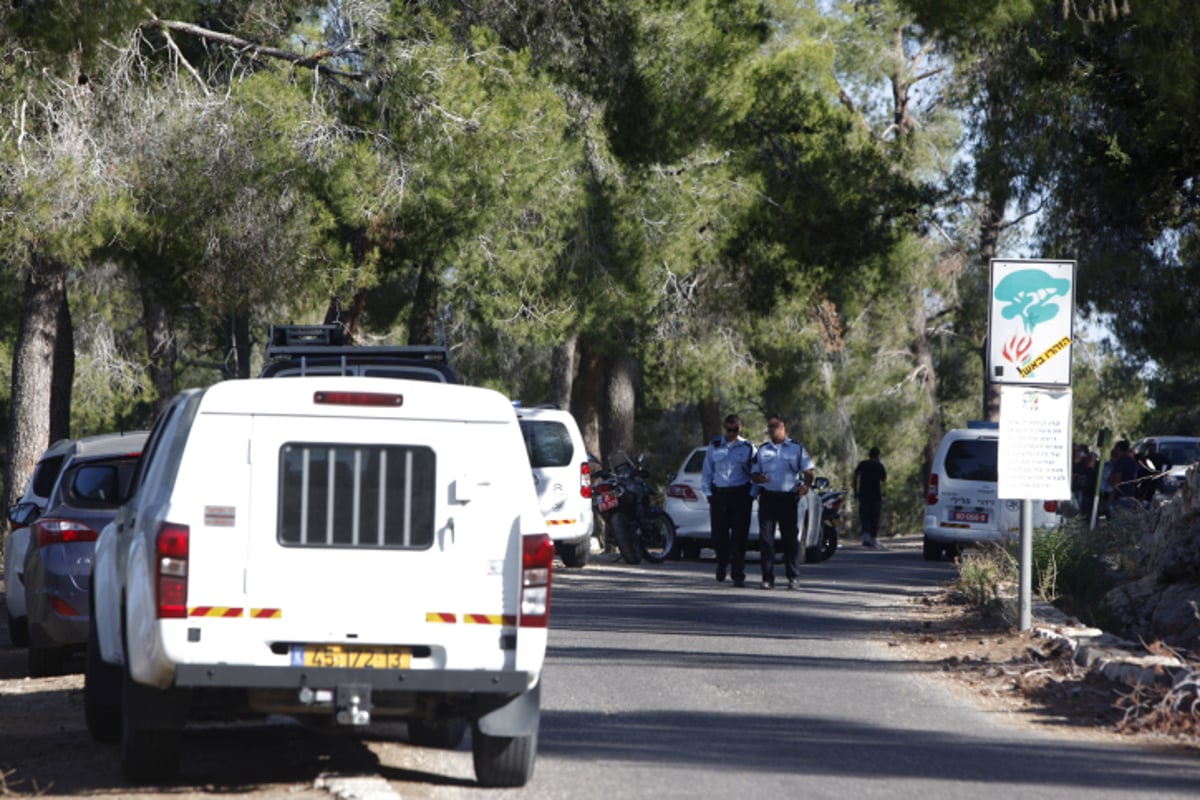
264,324,450,364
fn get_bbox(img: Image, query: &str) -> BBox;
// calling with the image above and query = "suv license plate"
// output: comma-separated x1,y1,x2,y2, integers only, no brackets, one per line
950,510,988,523
290,645,411,669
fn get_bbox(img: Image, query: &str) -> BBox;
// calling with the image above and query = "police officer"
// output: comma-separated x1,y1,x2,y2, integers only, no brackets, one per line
751,414,814,590
701,414,756,586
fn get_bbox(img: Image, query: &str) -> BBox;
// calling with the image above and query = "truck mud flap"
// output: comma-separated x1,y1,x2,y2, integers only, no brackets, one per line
476,680,540,738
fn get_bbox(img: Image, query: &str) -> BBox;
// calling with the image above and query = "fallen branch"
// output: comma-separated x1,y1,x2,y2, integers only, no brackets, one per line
141,18,365,80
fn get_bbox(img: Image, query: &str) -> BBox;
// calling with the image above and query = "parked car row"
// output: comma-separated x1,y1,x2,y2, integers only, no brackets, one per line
4,431,149,674
2,325,558,786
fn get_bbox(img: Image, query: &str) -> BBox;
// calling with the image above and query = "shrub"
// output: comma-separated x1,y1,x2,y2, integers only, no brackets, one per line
955,515,1142,626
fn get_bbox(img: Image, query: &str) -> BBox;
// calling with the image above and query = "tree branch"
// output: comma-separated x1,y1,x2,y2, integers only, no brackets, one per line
142,18,365,80
999,199,1046,232
835,82,876,138
149,13,210,96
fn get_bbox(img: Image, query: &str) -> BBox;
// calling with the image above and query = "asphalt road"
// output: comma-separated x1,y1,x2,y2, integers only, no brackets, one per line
3,537,1199,799
387,537,1200,800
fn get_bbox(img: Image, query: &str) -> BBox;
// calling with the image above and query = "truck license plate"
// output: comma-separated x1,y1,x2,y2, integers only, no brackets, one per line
290,644,411,669
950,510,988,523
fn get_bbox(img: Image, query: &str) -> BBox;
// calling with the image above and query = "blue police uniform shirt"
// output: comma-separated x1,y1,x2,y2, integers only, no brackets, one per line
753,438,814,493
701,436,756,496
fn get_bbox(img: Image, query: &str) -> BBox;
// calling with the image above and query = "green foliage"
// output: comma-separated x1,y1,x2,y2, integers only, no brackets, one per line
1070,336,1149,445
956,545,1015,618
956,515,1145,627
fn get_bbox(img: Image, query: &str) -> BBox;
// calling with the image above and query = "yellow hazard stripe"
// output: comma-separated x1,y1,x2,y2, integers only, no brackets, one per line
464,614,517,626
426,612,457,624
249,608,282,619
546,519,576,526
188,607,244,618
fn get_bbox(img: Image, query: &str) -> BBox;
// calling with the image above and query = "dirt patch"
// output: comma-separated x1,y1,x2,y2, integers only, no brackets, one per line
887,588,1200,749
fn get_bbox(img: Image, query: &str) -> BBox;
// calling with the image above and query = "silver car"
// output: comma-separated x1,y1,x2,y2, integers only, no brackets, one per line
23,432,148,676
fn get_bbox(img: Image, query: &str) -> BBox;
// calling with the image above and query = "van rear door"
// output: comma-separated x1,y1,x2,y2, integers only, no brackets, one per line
238,413,522,673
938,436,1005,538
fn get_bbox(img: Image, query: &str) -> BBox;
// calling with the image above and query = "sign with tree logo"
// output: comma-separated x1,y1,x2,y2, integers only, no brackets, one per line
987,259,1076,387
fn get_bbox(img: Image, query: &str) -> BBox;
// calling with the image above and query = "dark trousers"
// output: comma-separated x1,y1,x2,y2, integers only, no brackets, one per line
710,486,752,581
758,491,800,582
859,496,882,537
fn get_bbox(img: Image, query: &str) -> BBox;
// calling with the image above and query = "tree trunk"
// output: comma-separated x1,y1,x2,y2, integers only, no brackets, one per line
602,351,636,465
550,335,577,411
141,282,177,420
233,312,251,379
407,261,440,346
913,287,943,482
4,255,66,510
977,75,1012,424
698,399,723,443
49,292,74,444
574,346,604,463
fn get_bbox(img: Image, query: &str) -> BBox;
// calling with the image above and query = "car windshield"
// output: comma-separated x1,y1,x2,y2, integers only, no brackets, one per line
520,420,574,468
1155,441,1200,467
943,439,999,482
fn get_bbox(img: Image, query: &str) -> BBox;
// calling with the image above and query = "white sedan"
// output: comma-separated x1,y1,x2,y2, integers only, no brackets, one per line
664,446,823,561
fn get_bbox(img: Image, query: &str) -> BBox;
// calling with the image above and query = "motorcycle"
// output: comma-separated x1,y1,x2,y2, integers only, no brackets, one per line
591,454,676,565
807,477,844,562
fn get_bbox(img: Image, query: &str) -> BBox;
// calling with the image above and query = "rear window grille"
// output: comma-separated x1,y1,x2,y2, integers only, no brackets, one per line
278,444,435,548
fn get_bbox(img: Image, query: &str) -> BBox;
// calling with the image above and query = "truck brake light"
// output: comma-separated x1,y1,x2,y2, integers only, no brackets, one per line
156,522,190,619
580,463,592,499
313,390,403,407
520,534,554,628
926,474,939,506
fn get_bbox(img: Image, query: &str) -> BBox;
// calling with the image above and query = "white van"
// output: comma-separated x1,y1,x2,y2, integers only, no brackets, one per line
923,423,1063,560
86,377,551,787
515,405,594,567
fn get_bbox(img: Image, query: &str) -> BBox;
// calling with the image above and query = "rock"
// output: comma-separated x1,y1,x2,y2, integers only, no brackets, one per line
1104,465,1200,649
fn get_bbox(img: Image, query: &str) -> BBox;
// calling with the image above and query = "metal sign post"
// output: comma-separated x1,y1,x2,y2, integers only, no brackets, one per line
989,259,1076,631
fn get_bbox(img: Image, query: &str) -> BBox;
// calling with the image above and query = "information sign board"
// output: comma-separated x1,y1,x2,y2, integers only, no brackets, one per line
997,386,1073,500
988,260,1076,387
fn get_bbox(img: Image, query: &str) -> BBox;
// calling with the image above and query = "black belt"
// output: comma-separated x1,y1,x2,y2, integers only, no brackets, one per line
760,490,798,498
712,484,751,494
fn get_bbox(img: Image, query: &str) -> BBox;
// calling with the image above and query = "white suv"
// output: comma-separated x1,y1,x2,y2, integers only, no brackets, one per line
85,377,551,787
515,405,594,567
923,423,1064,560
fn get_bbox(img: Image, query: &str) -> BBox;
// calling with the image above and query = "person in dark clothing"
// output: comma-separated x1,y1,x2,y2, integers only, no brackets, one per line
1138,441,1171,501
853,447,887,548
1078,450,1099,521
1109,440,1141,511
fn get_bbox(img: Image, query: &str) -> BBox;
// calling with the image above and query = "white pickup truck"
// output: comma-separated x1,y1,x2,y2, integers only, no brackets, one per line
85,377,551,787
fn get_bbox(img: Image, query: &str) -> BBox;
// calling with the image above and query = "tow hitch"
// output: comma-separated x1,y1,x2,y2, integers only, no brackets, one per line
296,684,372,725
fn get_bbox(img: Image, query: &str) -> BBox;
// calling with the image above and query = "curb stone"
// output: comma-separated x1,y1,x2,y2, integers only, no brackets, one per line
1030,601,1187,688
